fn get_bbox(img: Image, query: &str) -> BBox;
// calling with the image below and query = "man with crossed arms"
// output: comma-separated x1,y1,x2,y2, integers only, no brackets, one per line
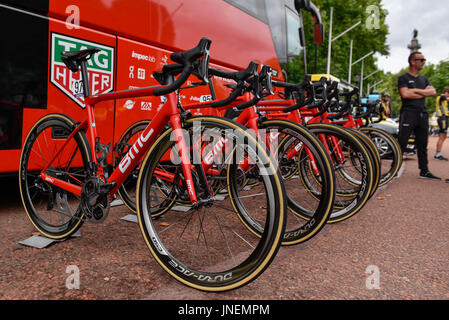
398,51,439,180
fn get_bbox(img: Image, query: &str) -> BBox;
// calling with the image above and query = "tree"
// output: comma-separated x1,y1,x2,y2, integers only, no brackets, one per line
421,60,449,113
284,0,389,93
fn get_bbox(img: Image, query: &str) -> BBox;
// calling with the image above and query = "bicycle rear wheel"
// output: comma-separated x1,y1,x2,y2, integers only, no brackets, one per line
344,127,381,198
136,116,286,291
306,123,374,223
19,114,91,239
114,120,150,214
238,119,336,245
359,127,402,187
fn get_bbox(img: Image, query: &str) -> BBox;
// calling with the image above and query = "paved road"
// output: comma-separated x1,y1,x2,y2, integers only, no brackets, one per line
1,136,448,300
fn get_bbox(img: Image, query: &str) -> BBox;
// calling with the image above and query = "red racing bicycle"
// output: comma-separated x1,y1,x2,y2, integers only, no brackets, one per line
19,38,288,292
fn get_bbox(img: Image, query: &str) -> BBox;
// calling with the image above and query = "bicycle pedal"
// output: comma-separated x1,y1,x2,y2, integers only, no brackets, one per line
98,181,117,194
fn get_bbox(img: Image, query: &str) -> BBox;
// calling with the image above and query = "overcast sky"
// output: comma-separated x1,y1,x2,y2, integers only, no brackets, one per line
375,0,449,73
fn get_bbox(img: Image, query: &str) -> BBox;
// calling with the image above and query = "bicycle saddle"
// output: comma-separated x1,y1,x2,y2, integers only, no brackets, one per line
61,48,100,72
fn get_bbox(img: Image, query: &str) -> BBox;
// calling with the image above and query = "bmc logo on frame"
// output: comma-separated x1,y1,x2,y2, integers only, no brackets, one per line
51,33,114,108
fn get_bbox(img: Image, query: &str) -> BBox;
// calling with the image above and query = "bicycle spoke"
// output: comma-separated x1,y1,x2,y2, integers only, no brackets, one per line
214,212,255,250
192,209,212,267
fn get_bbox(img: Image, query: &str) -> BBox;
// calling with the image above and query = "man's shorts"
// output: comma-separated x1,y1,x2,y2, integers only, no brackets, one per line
437,116,448,133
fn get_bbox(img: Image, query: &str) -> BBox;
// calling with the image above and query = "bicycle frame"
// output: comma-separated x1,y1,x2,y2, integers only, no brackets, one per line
252,99,347,169
182,94,325,177
327,111,364,130
39,84,204,205
183,94,286,168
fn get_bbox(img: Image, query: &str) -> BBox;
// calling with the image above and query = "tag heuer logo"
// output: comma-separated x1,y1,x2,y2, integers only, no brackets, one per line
51,33,114,108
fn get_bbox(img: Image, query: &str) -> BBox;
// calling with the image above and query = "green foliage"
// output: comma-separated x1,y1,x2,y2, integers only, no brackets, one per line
421,60,449,113
286,0,389,88
286,0,448,117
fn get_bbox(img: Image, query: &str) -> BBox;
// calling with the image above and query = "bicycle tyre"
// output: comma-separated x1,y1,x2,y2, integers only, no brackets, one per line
241,119,336,245
19,113,91,239
306,123,374,223
359,127,402,187
136,116,286,291
344,127,381,198
115,120,151,214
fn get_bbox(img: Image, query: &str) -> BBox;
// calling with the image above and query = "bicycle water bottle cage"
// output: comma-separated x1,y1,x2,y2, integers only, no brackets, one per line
95,137,111,172
61,48,101,73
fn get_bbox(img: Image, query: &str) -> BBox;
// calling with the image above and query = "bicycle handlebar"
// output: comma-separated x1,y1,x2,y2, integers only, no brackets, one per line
272,76,332,114
236,94,260,110
356,100,384,122
209,61,258,82
153,37,212,96
327,101,348,120
207,61,260,109
326,87,359,120
210,85,245,108
259,65,274,97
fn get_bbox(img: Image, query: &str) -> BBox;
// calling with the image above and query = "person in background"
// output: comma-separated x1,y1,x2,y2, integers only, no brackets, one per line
434,87,449,161
380,93,391,120
398,51,439,180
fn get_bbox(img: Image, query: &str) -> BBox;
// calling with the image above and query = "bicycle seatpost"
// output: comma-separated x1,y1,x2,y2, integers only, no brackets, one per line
80,60,91,98
61,48,101,99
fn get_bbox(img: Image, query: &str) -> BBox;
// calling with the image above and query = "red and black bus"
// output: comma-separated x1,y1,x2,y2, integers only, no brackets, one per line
0,0,322,174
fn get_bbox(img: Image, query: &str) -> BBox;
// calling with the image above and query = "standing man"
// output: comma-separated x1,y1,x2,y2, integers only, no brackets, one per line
398,51,439,180
434,87,449,161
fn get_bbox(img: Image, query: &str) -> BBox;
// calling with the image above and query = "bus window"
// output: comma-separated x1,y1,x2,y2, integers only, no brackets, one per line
223,0,268,23
0,5,48,151
286,6,302,57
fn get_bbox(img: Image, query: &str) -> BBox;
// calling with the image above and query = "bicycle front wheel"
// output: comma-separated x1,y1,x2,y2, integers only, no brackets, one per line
19,114,91,239
136,116,286,291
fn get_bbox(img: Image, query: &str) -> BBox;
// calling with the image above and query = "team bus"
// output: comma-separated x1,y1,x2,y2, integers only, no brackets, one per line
0,0,323,174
